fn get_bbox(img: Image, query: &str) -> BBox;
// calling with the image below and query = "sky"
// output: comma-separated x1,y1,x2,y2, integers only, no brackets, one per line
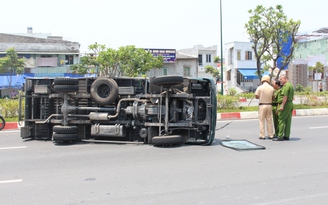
1,0,327,53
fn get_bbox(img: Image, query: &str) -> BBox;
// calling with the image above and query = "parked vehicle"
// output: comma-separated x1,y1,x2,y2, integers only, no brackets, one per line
19,75,217,146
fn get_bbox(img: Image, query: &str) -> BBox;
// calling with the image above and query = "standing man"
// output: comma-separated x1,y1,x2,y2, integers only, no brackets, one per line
275,74,294,141
255,75,274,140
272,79,283,138
319,82,323,92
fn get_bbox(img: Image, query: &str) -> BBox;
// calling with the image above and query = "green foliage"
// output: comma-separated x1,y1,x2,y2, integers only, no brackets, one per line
217,94,239,109
0,98,20,118
0,48,25,75
295,84,304,92
245,5,301,79
308,61,324,73
204,65,220,80
238,92,255,99
228,87,237,96
72,43,164,77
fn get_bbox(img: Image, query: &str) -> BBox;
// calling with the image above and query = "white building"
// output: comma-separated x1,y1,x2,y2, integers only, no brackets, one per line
224,41,263,93
178,45,218,78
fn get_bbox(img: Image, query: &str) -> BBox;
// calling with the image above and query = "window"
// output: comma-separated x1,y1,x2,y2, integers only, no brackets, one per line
41,55,52,58
237,50,241,60
245,51,252,60
65,55,74,65
162,68,168,75
183,66,191,77
229,48,234,65
206,54,211,63
198,54,203,65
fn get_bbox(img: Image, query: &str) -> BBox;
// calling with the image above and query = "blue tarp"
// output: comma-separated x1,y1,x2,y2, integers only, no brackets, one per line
238,69,270,80
0,75,24,90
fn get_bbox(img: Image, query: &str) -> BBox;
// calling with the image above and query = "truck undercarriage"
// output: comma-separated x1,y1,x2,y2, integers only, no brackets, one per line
20,75,217,146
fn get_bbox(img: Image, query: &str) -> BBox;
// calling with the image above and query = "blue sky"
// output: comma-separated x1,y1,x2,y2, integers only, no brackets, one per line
1,0,327,53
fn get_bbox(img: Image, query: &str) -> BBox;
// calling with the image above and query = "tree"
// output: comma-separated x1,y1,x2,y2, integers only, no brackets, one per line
72,43,163,77
204,56,221,81
0,48,25,88
0,48,25,74
308,61,324,80
245,5,301,79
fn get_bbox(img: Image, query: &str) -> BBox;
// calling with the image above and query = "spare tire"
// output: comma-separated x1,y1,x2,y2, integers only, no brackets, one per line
152,76,183,87
152,135,185,146
90,78,118,105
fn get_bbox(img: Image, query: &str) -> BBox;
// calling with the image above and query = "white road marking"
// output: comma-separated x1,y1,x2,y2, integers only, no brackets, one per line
0,146,26,150
309,126,328,129
0,179,23,184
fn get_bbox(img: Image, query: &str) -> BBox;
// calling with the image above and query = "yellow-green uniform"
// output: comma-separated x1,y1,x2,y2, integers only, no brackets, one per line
272,88,283,137
278,82,294,139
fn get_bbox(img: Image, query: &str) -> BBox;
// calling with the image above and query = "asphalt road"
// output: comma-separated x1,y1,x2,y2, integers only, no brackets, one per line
1,115,328,205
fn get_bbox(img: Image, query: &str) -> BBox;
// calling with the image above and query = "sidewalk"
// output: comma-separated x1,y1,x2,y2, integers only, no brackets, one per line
218,108,328,120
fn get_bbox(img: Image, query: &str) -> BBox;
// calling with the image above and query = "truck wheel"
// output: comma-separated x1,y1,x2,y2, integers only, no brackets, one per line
90,78,118,105
152,135,185,146
149,77,162,94
147,127,159,144
152,76,183,87
53,125,78,134
53,85,79,92
54,78,79,85
53,133,78,142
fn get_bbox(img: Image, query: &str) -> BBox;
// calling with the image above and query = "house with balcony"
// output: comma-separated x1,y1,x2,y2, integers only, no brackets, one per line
224,41,265,93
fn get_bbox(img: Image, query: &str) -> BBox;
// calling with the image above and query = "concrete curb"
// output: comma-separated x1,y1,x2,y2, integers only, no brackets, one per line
3,122,20,130
218,108,328,120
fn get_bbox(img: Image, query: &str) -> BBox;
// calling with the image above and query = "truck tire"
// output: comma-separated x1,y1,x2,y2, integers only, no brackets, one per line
152,135,185,146
90,78,118,105
54,78,79,85
53,133,78,142
152,76,183,87
53,125,78,134
147,127,159,144
53,85,79,92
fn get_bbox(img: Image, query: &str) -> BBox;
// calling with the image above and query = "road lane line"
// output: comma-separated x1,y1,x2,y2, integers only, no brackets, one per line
0,146,27,150
0,179,23,184
309,126,328,129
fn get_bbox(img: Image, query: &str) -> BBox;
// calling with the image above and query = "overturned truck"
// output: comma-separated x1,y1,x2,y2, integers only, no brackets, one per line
20,75,217,146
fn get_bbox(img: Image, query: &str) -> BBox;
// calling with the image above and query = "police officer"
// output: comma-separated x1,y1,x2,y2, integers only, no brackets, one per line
274,74,294,141
272,79,283,138
255,75,274,140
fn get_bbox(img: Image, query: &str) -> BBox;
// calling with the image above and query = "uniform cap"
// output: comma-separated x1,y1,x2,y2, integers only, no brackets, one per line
261,75,270,83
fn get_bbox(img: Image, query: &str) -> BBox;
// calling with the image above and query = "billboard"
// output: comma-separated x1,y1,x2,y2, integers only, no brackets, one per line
145,48,176,63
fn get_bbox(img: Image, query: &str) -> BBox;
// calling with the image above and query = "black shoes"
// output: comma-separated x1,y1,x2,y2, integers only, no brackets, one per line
283,137,290,140
259,137,265,140
273,137,284,141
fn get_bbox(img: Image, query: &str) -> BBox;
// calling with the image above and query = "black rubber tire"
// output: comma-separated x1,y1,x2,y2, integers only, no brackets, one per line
149,77,162,94
0,115,6,131
90,78,118,105
54,78,79,85
53,125,78,134
147,127,159,144
152,76,183,87
152,135,185,146
53,133,78,142
53,85,79,92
